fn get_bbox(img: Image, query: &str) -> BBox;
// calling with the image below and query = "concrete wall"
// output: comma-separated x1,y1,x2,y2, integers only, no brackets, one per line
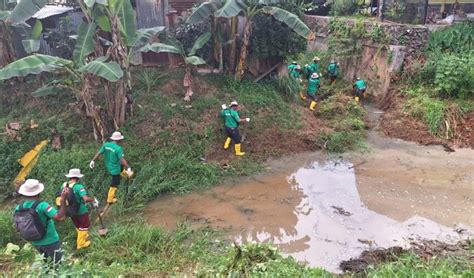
304,16,429,97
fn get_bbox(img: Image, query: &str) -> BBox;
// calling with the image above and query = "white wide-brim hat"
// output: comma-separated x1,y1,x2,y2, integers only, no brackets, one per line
230,101,239,107
311,73,319,78
18,179,44,197
110,131,124,141
313,56,320,61
65,168,84,178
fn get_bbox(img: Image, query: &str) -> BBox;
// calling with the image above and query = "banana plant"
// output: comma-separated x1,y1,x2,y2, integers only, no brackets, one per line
188,0,315,81
140,32,211,101
0,0,164,140
0,0,48,66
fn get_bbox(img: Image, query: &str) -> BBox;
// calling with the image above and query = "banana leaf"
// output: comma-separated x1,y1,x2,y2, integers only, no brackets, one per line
22,39,40,54
79,58,124,82
0,11,10,21
31,19,42,40
84,0,96,8
73,22,97,65
187,1,221,24
133,26,166,48
261,6,314,40
189,32,211,56
140,43,182,55
185,56,206,65
0,54,72,80
8,0,47,23
215,0,247,18
31,85,61,97
115,0,136,47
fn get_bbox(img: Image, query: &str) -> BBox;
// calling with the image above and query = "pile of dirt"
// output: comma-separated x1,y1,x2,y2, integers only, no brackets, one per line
340,240,473,274
377,92,473,148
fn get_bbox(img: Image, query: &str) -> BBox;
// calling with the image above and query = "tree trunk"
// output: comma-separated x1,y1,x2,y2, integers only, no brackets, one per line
183,66,193,102
235,20,252,81
81,75,107,141
211,16,218,67
0,22,16,68
228,17,238,74
107,14,132,128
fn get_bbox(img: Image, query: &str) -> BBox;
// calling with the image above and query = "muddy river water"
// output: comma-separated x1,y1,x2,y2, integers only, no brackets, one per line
144,108,474,272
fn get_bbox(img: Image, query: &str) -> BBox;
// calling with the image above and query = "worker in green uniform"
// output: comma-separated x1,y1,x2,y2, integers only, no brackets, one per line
353,77,367,102
14,179,68,263
221,101,250,156
288,63,305,100
307,73,320,111
58,168,98,250
327,60,340,83
304,56,321,80
289,64,302,79
89,131,132,204
288,61,298,73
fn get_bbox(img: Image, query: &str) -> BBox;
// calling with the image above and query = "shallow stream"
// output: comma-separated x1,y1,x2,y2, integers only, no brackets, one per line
143,107,474,272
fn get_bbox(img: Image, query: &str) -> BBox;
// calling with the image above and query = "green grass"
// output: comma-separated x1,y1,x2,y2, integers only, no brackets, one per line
366,252,473,277
0,69,372,276
0,220,334,277
403,86,461,136
316,92,367,153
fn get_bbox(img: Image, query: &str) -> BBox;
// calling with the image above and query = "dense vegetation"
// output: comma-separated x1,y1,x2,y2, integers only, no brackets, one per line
401,22,474,137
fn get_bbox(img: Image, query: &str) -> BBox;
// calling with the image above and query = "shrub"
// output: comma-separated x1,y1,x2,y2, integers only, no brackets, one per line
328,0,359,16
250,1,307,60
276,77,301,102
0,211,21,247
434,54,474,99
405,94,447,134
318,130,366,153
427,22,474,55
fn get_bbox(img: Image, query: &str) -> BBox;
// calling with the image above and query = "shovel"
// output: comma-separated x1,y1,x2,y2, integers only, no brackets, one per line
94,206,108,236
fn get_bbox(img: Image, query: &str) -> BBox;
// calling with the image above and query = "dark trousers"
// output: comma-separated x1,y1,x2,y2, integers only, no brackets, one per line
111,174,121,187
306,93,318,101
225,126,241,144
355,88,366,97
71,213,91,230
34,241,62,263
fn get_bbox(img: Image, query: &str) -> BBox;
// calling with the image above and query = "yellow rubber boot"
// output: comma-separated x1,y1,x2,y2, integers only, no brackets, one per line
76,229,91,250
235,144,246,156
107,187,118,204
310,101,317,111
223,137,231,150
299,91,306,100
355,96,360,102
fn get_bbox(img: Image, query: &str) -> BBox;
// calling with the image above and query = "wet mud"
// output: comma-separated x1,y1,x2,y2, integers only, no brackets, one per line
340,239,473,273
144,158,472,272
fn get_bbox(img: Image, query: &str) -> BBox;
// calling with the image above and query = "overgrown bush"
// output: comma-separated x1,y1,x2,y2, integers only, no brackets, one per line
276,77,301,102
328,0,360,16
173,17,212,62
0,211,21,247
403,86,467,137
250,1,306,60
316,93,367,153
427,22,474,54
433,54,474,99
